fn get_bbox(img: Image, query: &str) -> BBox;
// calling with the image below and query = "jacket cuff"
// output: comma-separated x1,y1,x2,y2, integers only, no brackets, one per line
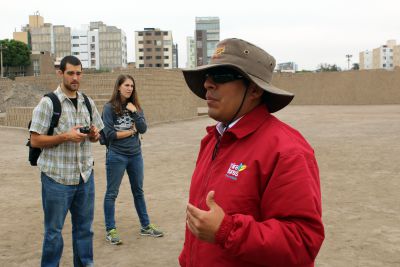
215,214,234,246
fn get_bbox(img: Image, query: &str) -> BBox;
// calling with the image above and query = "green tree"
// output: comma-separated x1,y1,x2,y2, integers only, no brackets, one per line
352,63,360,70
317,63,341,72
0,39,31,74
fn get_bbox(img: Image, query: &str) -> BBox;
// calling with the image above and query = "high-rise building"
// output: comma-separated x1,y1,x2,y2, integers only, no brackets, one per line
186,36,196,68
195,17,220,66
359,40,399,70
13,14,128,70
71,25,100,69
172,43,179,68
90,21,127,70
15,14,71,60
134,28,174,69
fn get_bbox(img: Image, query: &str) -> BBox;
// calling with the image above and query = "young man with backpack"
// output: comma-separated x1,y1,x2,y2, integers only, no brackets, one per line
29,56,104,267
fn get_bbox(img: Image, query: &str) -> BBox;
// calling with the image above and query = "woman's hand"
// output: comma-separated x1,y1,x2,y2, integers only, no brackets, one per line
126,102,137,113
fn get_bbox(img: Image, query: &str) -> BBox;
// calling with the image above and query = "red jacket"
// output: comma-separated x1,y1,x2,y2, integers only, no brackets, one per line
179,105,324,267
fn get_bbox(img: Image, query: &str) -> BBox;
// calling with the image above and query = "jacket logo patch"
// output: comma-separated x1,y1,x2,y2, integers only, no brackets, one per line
225,162,247,181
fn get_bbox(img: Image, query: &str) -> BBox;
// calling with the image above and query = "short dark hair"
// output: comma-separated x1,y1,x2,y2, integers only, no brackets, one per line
60,56,82,72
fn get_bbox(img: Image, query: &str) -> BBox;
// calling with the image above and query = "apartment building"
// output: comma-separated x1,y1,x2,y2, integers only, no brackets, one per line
276,62,298,73
14,14,71,60
13,15,127,71
134,28,174,69
195,17,220,66
359,40,399,70
186,36,196,68
71,26,100,69
89,21,127,70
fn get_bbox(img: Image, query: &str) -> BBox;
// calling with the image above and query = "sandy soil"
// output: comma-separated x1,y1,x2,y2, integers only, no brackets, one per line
0,105,399,267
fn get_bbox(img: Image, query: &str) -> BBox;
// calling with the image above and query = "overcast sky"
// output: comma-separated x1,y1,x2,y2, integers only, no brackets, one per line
2,0,400,70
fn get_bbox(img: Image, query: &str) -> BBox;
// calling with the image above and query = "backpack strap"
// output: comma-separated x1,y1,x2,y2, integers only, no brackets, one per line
44,92,61,136
81,93,93,123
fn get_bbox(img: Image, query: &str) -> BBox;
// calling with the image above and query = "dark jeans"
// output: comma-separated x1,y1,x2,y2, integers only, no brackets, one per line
41,172,94,267
104,149,150,231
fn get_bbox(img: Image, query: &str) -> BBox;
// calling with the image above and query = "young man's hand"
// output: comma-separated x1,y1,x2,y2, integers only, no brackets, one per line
186,191,225,243
88,125,100,142
66,126,87,143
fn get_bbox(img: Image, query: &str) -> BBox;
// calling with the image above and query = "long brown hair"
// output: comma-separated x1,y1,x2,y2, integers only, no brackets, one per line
109,74,142,115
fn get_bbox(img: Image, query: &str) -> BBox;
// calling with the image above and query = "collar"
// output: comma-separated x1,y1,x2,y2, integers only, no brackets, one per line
55,86,85,104
215,116,243,136
207,104,270,140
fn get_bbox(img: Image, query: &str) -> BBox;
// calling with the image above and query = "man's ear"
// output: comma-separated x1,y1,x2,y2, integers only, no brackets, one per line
56,70,63,78
248,83,264,100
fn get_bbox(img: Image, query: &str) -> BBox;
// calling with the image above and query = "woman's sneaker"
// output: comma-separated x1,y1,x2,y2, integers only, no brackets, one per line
140,224,164,237
106,229,122,245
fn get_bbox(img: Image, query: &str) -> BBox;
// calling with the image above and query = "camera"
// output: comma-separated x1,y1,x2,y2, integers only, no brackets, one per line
79,126,91,134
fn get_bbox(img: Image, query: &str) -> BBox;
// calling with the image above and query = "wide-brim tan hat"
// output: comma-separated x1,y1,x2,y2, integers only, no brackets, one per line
182,38,294,113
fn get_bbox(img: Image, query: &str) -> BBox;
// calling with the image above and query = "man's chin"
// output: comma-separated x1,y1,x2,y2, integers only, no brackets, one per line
207,109,220,121
67,84,79,91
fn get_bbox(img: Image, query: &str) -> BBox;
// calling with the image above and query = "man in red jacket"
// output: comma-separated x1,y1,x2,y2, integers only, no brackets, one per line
179,38,324,267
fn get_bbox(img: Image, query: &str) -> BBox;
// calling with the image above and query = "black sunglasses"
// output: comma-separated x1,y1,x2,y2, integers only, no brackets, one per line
205,68,244,84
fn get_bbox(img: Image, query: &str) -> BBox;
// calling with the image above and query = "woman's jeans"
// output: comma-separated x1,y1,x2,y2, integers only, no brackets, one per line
41,172,94,267
104,149,150,231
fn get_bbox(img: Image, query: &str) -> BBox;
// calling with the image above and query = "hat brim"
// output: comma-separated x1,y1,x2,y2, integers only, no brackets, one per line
182,64,294,113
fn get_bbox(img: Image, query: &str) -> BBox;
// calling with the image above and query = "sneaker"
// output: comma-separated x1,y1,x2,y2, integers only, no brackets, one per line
106,229,122,245
140,224,164,237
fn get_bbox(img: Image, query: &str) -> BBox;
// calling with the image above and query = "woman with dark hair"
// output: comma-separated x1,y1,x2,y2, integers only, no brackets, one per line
102,74,163,245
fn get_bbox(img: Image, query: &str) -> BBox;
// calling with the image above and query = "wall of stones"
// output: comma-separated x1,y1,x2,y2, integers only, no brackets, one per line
1,68,400,128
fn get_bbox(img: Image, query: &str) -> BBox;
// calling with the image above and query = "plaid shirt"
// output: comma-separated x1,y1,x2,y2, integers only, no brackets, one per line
29,86,104,185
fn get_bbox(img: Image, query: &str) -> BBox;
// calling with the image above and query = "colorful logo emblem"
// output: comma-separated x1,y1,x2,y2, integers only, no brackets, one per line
225,162,247,181
212,45,225,59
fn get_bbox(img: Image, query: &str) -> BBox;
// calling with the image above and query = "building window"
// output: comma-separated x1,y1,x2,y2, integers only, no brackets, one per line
138,32,143,36
91,52,95,58
139,48,144,52
72,36,79,39
139,64,145,67
146,48,152,52
138,41,143,44
164,56,169,59
155,31,161,36
146,56,152,59
91,36,95,42
156,56,162,59
155,48,161,51
163,48,169,52
33,60,40,76
148,64,153,67
156,63,162,67
383,64,386,67
73,44,79,47
163,31,168,35
145,32,152,36
146,40,152,44
73,52,80,55
139,56,143,60
90,44,95,50
164,63,169,67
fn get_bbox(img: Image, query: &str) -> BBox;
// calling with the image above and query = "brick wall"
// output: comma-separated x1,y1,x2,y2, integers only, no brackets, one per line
4,69,203,127
2,68,400,128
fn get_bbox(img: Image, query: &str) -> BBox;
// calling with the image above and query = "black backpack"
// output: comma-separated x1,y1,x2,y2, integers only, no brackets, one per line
27,92,92,166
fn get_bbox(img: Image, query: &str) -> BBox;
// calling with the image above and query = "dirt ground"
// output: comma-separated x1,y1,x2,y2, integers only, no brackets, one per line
0,105,399,267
